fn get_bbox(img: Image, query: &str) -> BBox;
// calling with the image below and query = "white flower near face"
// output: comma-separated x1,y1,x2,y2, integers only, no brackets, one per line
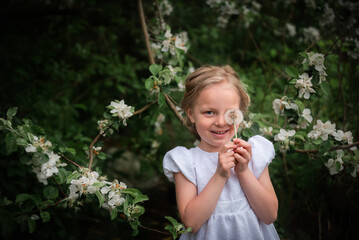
302,108,313,123
295,73,316,99
274,129,296,141
25,136,52,153
324,151,344,175
109,100,133,126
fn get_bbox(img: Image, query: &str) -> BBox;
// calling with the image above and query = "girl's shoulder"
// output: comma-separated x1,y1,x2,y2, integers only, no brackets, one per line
247,135,275,178
163,146,197,185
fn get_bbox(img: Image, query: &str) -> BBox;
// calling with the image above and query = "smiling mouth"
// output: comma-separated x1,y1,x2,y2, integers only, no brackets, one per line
211,130,229,134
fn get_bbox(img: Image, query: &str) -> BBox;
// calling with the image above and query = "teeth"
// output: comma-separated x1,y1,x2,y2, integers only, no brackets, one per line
213,130,226,134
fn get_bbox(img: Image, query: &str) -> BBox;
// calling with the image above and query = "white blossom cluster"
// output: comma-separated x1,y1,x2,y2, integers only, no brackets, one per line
303,52,327,83
151,29,189,59
68,169,127,210
159,0,173,16
108,100,134,126
325,150,344,175
302,27,320,43
274,129,296,152
206,0,260,28
25,136,67,185
100,179,127,209
260,126,273,136
308,120,336,141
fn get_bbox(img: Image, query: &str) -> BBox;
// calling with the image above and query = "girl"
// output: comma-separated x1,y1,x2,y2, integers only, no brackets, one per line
163,65,279,240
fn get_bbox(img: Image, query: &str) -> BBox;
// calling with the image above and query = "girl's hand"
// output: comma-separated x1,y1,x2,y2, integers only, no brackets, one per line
232,138,252,174
217,142,237,179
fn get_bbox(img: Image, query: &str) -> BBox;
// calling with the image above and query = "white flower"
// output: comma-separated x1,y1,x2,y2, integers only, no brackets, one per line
286,23,296,37
332,130,356,150
324,151,344,175
260,127,273,136
273,97,298,115
308,120,336,141
97,119,110,134
68,170,100,200
241,120,252,129
303,27,320,43
160,0,173,16
25,136,52,153
274,129,296,141
320,3,335,27
224,109,243,125
302,108,313,123
175,32,189,52
32,151,66,185
303,52,327,83
109,100,133,126
295,73,316,99
100,180,127,209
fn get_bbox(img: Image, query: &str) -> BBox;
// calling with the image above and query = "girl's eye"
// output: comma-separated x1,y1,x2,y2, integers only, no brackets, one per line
204,111,214,115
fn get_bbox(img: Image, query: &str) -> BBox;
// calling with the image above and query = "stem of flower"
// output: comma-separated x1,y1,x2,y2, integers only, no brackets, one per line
234,124,237,139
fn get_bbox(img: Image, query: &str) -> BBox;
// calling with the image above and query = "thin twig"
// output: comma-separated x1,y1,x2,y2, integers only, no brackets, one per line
88,133,102,171
295,141,359,154
164,93,190,131
133,102,155,115
61,155,83,169
138,0,155,65
139,224,171,235
52,177,68,198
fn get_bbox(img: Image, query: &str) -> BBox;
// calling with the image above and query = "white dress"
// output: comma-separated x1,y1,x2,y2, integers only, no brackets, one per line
163,135,280,240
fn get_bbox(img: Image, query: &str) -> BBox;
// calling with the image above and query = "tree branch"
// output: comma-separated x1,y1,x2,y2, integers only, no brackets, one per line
61,155,83,169
138,0,155,65
295,141,359,154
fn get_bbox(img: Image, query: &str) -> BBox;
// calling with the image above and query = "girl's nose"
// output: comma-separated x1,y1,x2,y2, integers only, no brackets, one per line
215,115,226,126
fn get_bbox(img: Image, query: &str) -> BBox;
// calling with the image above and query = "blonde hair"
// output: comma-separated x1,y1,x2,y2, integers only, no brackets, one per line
181,65,250,140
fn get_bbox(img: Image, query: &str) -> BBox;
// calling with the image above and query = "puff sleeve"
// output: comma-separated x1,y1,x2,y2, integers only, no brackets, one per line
248,135,275,178
163,146,197,186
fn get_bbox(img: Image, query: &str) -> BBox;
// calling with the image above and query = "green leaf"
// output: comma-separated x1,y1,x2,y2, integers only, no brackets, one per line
320,81,330,95
285,66,299,78
241,128,252,138
5,133,17,155
40,211,51,223
145,77,155,90
95,190,105,207
43,186,59,200
27,218,36,234
54,168,68,184
15,193,32,203
149,64,162,76
158,93,165,106
293,100,305,113
133,195,149,205
6,107,17,120
122,188,142,198
312,138,323,145
16,138,28,146
66,171,81,184
110,208,118,220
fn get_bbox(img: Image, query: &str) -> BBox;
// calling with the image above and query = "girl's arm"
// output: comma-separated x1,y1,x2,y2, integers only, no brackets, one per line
173,143,237,233
236,166,278,224
233,138,278,224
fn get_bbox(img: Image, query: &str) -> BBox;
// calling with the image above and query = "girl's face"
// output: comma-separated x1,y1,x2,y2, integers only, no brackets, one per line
187,81,240,152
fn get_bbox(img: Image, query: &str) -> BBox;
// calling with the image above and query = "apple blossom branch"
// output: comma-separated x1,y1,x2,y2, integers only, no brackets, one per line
87,101,155,171
138,0,189,132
